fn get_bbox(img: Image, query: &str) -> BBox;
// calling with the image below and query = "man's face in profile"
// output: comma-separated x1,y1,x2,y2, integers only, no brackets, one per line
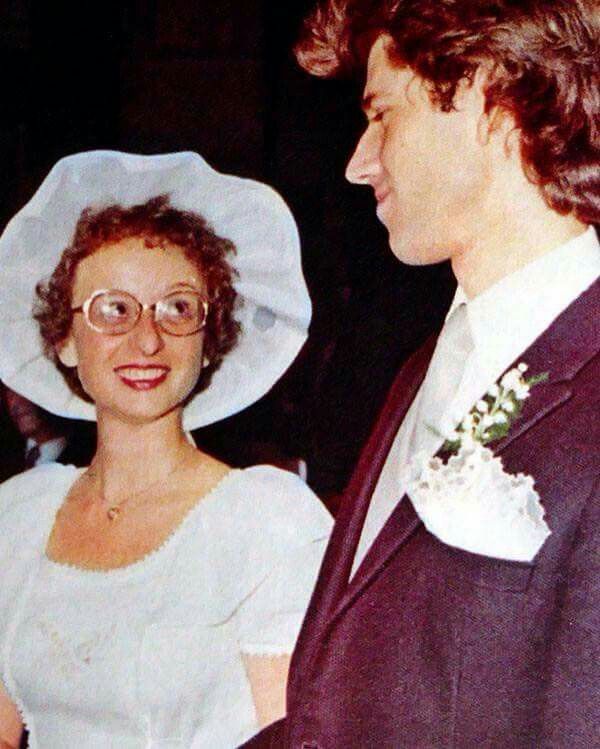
4,388,47,440
346,35,495,267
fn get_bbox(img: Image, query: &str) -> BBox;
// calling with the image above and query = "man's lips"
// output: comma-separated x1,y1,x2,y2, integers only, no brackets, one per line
375,188,392,220
375,188,391,206
114,364,170,390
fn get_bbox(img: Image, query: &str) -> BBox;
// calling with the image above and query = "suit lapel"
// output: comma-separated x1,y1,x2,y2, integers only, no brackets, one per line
319,336,439,624
331,490,420,622
495,277,599,452
300,334,437,637
331,278,600,622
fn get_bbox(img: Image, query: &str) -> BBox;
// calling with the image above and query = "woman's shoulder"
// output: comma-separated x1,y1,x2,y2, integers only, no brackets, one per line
216,464,332,546
180,465,332,627
0,462,79,534
0,461,78,499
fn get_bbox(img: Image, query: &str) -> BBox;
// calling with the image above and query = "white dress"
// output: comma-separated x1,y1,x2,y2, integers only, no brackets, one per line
0,462,332,748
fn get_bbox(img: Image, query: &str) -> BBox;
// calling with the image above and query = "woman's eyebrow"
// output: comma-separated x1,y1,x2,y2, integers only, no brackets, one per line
166,281,202,291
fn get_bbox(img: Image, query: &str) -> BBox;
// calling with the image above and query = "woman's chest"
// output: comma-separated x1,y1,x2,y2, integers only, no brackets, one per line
10,556,252,740
45,494,201,571
12,564,154,714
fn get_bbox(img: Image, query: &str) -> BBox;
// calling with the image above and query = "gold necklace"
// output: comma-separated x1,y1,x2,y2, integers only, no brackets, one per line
84,453,190,522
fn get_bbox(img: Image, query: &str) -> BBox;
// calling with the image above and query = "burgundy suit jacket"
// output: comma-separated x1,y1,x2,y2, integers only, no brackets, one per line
244,279,600,748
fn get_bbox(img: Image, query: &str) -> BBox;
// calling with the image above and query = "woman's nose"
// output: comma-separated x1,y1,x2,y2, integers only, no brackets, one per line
131,310,165,356
345,125,381,185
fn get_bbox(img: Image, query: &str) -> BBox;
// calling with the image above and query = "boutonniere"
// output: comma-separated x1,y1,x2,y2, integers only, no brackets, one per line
442,363,549,452
408,364,552,562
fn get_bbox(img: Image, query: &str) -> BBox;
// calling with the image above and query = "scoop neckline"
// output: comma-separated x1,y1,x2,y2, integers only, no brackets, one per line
43,466,241,581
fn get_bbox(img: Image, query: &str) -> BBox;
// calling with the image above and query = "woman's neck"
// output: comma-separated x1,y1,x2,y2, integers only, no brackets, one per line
89,408,197,503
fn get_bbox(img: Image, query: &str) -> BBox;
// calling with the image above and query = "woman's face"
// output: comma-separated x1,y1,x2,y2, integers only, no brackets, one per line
59,236,206,427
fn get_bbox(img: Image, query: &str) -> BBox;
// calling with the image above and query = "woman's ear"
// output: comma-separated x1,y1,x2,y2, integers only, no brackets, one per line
56,336,78,367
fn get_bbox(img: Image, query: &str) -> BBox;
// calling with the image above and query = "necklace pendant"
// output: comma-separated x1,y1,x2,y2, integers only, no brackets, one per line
107,506,121,522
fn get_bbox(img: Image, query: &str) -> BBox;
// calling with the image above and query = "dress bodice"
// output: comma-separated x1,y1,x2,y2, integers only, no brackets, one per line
0,463,332,748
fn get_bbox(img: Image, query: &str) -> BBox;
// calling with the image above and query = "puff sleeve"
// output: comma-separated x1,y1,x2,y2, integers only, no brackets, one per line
230,466,332,656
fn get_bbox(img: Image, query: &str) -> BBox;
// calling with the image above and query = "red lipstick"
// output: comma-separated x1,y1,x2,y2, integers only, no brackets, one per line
114,364,170,391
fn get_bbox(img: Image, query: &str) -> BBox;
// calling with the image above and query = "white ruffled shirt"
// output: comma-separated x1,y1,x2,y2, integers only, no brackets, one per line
0,463,332,748
352,226,600,574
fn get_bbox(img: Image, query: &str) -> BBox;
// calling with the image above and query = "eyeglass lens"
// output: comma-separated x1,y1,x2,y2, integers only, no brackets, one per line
87,290,207,335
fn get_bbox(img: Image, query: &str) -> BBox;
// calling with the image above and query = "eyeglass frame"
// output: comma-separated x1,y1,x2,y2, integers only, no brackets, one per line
71,288,210,337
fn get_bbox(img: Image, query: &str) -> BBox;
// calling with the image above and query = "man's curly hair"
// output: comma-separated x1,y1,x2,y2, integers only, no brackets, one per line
34,195,240,402
296,0,600,225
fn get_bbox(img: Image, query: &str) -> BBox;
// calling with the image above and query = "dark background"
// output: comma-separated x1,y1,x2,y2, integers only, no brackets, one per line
0,1,454,499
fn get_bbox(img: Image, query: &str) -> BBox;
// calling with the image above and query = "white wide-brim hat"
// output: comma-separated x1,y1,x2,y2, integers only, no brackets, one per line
0,150,311,430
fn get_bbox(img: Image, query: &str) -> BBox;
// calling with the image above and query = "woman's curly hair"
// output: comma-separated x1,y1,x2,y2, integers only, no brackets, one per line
34,195,240,402
296,0,600,225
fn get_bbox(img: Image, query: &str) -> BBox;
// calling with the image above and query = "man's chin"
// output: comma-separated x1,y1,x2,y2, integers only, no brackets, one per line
387,240,434,267
387,231,451,267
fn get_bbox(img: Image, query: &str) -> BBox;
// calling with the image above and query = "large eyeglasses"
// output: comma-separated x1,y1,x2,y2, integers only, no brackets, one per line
72,289,209,337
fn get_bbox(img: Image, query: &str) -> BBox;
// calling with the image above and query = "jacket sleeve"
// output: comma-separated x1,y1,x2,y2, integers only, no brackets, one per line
237,718,286,748
540,475,600,747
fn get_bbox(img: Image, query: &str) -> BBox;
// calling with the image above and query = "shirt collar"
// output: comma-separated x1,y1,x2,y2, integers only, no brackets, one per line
449,226,600,383
26,436,67,465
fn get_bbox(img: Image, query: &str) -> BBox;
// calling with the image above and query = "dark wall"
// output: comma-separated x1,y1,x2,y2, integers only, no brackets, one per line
0,1,454,496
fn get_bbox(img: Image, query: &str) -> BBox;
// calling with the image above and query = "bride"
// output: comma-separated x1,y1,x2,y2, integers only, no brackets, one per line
0,151,331,748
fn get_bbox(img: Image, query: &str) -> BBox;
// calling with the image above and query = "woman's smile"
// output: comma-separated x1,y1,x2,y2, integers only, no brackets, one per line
114,364,171,390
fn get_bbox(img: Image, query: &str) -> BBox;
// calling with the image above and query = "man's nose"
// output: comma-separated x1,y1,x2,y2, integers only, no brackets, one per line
345,126,381,184
131,311,165,356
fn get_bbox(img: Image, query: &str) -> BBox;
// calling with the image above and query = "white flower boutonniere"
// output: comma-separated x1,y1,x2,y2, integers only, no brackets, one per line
408,364,551,562
442,363,548,453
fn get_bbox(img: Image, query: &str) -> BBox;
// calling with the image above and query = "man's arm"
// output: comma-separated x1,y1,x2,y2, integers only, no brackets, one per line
238,718,285,748
540,476,600,747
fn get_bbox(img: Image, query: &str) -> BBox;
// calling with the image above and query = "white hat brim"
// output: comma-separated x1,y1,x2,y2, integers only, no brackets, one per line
0,150,311,429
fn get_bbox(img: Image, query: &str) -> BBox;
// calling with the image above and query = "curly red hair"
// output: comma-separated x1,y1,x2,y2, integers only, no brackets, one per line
34,196,240,402
296,0,600,224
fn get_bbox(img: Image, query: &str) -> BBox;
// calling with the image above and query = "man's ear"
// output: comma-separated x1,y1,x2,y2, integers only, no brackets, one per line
465,67,516,148
56,336,78,367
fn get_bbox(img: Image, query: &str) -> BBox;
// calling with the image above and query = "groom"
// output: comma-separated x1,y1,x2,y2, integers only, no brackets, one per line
245,0,599,746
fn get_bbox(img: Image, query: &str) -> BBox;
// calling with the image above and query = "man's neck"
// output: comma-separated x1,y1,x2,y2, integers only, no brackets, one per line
450,171,588,299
